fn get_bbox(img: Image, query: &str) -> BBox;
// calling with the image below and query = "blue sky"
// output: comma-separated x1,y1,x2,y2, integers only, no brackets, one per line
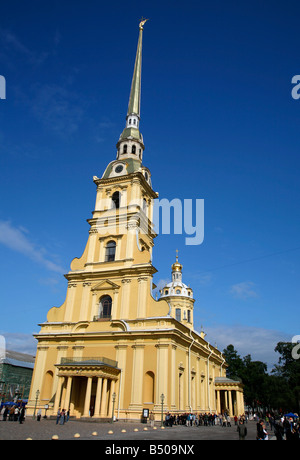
0,0,300,369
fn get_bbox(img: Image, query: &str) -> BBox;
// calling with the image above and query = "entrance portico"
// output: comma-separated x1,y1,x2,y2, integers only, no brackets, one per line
215,377,244,416
53,357,120,419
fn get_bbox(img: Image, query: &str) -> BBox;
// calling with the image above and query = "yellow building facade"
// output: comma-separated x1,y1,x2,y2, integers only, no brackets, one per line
27,21,244,421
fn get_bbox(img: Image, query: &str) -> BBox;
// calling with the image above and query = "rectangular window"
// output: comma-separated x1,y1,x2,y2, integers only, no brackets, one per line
175,308,181,322
187,310,191,323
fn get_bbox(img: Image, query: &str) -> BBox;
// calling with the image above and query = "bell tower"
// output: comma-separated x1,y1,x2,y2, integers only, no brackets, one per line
46,18,166,324
159,251,195,329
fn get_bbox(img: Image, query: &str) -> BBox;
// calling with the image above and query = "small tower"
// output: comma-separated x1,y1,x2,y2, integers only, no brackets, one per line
160,250,195,329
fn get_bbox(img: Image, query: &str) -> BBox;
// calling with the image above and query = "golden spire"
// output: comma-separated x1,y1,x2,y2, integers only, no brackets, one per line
127,19,148,118
118,19,148,146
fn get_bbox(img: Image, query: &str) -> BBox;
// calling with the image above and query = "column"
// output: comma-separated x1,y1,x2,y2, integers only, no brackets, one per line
63,376,73,411
170,345,177,409
53,376,64,414
83,377,92,417
93,377,103,418
87,229,98,263
228,390,233,416
29,346,49,405
216,390,221,414
224,390,228,412
79,282,91,321
64,283,77,322
120,279,131,318
155,344,169,409
100,378,108,417
130,344,145,409
90,292,99,321
107,379,116,417
115,344,127,412
137,277,148,318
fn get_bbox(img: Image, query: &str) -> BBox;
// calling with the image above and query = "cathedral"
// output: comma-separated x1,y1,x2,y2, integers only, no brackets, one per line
27,20,244,421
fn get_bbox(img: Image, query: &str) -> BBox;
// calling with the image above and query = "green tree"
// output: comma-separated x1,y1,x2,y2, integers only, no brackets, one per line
222,344,244,380
272,341,300,412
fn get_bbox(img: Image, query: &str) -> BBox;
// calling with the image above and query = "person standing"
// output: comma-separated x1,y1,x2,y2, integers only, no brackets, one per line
237,420,248,440
149,411,155,428
2,406,9,421
18,406,25,424
56,408,61,425
59,409,65,425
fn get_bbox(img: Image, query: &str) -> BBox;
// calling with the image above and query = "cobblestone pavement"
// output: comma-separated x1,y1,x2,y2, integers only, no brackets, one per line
0,418,270,441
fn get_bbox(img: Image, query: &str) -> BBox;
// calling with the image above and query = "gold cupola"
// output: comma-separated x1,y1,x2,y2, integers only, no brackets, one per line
171,249,183,274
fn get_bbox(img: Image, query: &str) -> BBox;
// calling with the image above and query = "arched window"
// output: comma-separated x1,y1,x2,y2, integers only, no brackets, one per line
132,145,136,154
41,371,53,401
99,295,112,319
123,144,127,154
143,371,155,403
105,240,116,262
112,191,120,209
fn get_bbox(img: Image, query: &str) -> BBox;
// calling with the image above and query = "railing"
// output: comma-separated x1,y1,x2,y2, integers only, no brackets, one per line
93,314,112,321
60,357,118,368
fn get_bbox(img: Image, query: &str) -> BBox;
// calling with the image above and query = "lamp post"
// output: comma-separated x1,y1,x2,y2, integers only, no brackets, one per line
160,393,165,427
111,392,116,423
32,389,40,420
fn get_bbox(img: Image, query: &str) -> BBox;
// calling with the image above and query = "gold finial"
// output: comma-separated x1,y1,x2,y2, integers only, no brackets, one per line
139,18,149,30
172,249,182,272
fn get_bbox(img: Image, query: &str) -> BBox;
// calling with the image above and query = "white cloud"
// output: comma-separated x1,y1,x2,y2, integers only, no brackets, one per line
200,323,290,371
230,281,258,299
0,220,65,274
0,332,37,356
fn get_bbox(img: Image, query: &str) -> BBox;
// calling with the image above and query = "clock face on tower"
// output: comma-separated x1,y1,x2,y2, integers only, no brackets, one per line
115,164,124,173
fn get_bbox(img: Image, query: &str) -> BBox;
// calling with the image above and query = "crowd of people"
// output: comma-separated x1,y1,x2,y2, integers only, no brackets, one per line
55,408,70,425
162,411,247,427
256,414,300,441
1,405,26,424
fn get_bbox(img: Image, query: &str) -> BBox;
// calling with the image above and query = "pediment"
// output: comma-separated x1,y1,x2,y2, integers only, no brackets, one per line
91,279,120,292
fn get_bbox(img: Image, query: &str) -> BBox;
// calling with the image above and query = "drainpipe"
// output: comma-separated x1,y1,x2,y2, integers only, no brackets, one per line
207,342,213,412
188,329,195,413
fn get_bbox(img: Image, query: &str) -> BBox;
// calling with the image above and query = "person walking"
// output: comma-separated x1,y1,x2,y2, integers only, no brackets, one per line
237,420,248,440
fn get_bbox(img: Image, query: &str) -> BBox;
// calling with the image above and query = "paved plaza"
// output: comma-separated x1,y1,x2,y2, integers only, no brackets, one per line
0,418,270,441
